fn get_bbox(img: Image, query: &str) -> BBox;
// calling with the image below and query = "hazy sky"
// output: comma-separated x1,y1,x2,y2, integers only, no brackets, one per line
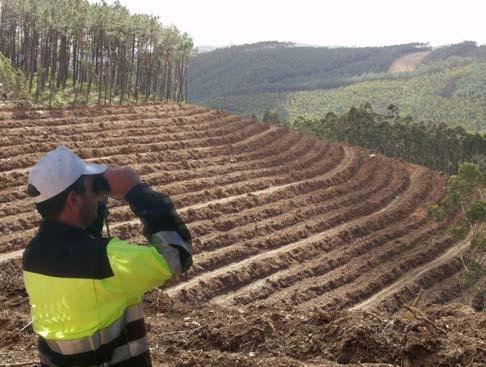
117,0,485,48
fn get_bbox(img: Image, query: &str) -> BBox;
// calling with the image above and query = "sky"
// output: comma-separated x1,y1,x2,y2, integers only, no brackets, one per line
116,0,485,48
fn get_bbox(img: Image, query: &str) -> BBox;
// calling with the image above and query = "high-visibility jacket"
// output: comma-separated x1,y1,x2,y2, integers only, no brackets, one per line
22,184,192,367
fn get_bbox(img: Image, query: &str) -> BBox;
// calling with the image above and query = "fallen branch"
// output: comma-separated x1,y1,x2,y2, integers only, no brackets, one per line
163,326,203,335
0,361,39,367
366,311,385,323
403,305,447,334
20,321,32,332
411,289,424,307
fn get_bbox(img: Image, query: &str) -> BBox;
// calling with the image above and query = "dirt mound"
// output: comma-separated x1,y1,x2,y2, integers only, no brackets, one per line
1,297,484,367
143,295,485,367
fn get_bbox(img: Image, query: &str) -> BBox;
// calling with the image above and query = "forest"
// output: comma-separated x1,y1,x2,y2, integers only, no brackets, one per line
291,103,486,175
188,41,428,101
204,55,486,132
0,0,193,105
423,41,486,63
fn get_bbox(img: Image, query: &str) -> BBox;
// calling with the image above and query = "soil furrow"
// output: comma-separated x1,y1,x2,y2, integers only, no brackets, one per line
0,117,252,190
187,162,408,276
0,143,345,254
165,163,413,302
0,107,217,140
216,204,436,307
188,154,380,242
0,126,294,212
0,122,278,198
250,173,445,309
106,146,350,237
349,234,472,312
419,269,465,306
188,155,391,257
310,233,461,312
285,225,444,311
0,103,481,367
0,104,210,130
0,115,259,173
0,129,305,221
0,133,313,234
0,115,248,159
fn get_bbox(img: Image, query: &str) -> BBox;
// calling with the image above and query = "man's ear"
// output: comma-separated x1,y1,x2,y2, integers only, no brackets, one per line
65,191,80,210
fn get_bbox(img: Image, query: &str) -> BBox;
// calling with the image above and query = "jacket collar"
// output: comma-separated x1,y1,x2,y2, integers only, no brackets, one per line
38,220,88,237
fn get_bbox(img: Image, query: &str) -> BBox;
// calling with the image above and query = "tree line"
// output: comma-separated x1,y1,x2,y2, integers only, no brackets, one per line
292,103,486,175
0,0,193,105
428,161,485,308
423,41,486,64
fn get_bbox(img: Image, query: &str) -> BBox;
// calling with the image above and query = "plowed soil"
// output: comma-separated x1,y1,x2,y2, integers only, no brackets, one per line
0,103,484,367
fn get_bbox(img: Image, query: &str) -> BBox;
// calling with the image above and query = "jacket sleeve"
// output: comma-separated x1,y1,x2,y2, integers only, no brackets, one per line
104,184,192,299
124,183,192,274
106,237,173,301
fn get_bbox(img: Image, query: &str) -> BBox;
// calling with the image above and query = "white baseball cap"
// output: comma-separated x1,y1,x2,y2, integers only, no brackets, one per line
28,145,107,203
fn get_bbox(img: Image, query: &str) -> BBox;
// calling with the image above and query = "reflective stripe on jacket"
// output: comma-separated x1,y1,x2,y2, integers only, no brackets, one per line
22,184,192,367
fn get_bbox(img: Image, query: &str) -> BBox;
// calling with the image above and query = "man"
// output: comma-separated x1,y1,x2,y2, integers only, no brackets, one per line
22,145,192,367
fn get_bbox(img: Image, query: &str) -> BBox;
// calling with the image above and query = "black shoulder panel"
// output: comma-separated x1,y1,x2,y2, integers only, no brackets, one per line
23,222,114,279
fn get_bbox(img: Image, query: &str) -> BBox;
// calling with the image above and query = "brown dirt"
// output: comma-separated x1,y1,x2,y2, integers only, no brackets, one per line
388,51,431,73
0,102,483,367
131,297,486,367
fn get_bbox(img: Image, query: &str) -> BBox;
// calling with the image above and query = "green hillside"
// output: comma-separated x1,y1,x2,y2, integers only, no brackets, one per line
188,41,428,101
204,57,486,132
423,41,486,63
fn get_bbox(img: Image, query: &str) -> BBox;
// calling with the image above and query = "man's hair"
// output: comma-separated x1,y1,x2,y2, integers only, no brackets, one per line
35,175,86,221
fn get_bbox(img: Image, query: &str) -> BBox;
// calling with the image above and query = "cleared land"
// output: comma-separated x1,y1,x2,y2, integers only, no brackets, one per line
0,103,484,367
388,51,431,72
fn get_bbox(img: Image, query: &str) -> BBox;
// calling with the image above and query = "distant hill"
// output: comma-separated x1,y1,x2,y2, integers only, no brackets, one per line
195,45,218,53
188,41,429,102
423,41,486,63
194,42,322,54
192,41,486,132
204,56,486,132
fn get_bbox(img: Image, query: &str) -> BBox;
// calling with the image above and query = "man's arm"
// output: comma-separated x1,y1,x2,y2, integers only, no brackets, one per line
103,167,192,276
125,183,192,273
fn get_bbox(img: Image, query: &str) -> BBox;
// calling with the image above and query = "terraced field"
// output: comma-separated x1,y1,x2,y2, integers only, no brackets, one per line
0,102,483,367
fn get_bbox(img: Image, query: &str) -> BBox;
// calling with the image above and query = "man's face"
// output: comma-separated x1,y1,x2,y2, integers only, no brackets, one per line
78,176,104,228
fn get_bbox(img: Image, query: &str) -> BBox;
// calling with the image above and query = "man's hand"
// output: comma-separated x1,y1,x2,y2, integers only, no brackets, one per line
103,167,142,200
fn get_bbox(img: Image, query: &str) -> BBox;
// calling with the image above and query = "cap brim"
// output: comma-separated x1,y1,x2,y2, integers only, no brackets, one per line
83,163,107,175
